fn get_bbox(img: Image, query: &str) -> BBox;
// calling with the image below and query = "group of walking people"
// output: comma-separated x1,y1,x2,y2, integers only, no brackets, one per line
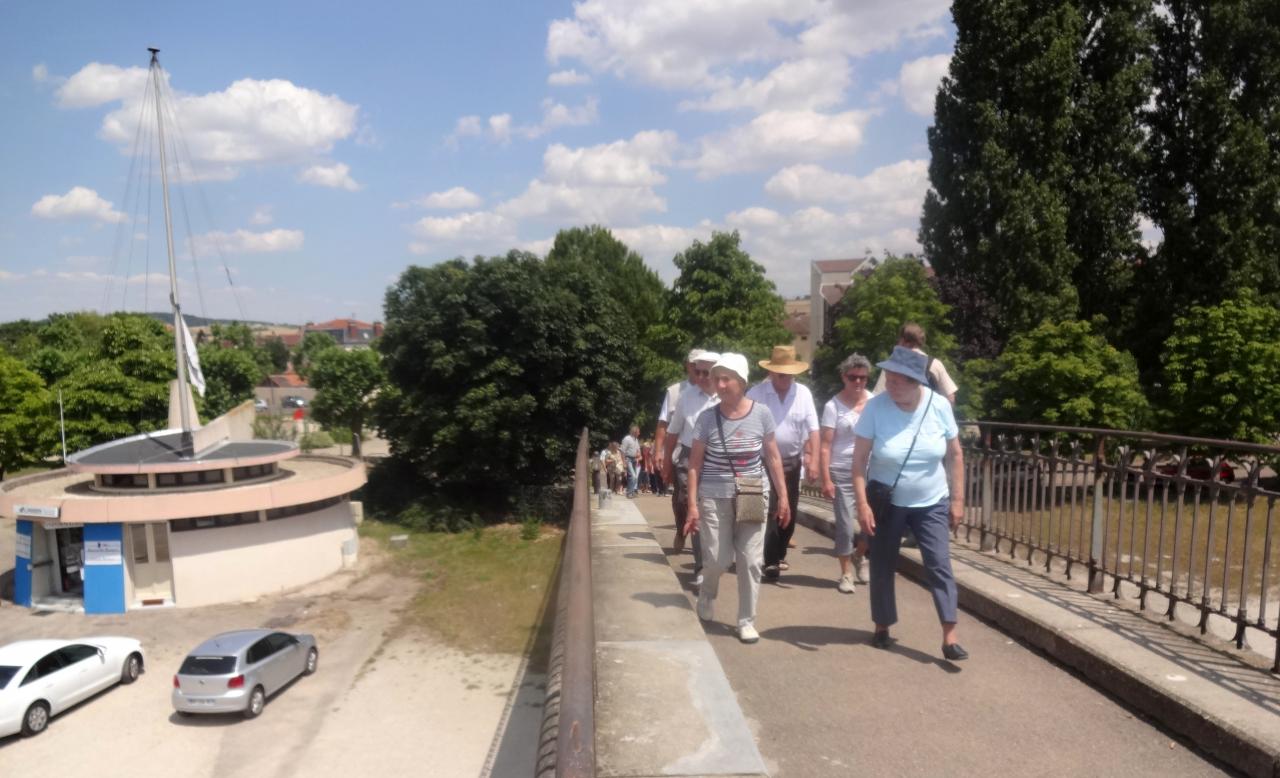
651,324,970,660
598,428,666,497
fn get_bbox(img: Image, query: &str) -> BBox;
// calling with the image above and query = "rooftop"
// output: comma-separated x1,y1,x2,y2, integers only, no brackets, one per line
67,430,295,470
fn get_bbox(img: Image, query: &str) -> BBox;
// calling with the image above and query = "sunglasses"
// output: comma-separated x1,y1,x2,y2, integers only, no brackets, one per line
693,368,711,377
843,373,869,382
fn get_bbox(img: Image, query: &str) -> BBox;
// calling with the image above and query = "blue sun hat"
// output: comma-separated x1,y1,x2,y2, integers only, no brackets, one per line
876,345,930,385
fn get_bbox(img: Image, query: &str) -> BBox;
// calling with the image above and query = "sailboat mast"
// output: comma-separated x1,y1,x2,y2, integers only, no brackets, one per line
148,48,194,453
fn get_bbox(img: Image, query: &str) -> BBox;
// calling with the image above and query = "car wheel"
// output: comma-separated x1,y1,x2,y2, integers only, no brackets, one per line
244,686,266,719
120,652,143,684
304,648,318,676
21,701,50,736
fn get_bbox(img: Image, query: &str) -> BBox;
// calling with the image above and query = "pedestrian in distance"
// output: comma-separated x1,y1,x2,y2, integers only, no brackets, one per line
820,353,874,594
621,425,641,498
747,345,819,580
663,351,720,587
852,346,968,661
685,353,791,644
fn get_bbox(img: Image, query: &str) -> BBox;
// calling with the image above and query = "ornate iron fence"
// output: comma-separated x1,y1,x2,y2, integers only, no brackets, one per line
959,422,1280,671
536,429,595,777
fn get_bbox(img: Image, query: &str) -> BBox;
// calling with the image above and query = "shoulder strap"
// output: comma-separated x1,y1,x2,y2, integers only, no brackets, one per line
890,389,935,491
714,402,752,479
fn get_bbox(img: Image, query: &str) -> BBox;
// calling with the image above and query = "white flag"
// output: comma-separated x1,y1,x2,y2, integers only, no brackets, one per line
179,314,207,396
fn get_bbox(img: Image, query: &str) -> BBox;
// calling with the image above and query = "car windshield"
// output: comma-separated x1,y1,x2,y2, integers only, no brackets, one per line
179,655,237,675
0,666,18,689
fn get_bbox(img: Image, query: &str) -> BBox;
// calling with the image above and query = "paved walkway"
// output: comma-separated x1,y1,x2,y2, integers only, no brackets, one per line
631,493,1233,777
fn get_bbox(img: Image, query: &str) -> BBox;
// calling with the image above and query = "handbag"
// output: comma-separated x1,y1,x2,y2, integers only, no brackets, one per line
715,404,768,523
865,389,935,519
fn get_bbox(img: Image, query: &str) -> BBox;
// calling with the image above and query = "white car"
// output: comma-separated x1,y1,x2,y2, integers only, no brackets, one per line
0,637,144,738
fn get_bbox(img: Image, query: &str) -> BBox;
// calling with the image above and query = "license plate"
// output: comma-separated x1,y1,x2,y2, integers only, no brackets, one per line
189,698,216,705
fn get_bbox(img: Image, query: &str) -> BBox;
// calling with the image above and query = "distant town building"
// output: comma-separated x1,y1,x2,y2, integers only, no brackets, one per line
809,258,878,344
783,298,813,364
303,318,384,349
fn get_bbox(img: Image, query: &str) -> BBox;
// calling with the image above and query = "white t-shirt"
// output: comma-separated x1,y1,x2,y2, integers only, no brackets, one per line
853,389,958,508
658,380,693,425
745,380,819,461
667,385,719,450
821,392,874,478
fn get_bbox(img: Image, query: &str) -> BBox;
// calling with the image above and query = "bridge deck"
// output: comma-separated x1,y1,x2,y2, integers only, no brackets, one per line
631,493,1230,777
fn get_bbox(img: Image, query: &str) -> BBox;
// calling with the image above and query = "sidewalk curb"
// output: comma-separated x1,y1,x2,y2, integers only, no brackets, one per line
795,503,1280,778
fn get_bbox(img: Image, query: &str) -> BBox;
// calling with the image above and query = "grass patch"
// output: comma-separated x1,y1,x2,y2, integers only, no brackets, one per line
361,519,563,657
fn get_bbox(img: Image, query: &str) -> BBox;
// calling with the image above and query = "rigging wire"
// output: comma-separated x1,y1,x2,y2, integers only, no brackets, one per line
158,61,250,323
103,71,155,314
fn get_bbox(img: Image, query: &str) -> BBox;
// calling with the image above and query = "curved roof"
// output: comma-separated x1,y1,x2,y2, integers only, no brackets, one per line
66,429,297,474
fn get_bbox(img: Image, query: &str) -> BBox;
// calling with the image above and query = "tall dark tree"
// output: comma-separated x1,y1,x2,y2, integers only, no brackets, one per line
1067,0,1152,342
376,252,639,499
662,231,789,369
545,225,673,427
1139,0,1280,378
922,0,1084,360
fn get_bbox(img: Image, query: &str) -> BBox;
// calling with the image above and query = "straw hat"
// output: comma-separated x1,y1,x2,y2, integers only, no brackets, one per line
758,345,809,375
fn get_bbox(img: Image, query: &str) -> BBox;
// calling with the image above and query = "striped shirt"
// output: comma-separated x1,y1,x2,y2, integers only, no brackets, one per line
693,401,776,499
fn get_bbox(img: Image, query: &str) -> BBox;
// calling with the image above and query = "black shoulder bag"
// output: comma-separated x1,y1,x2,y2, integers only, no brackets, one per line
865,389,935,520
715,403,767,523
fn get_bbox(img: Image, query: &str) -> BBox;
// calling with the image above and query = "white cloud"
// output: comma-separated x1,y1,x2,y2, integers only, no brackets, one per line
31,186,126,223
54,63,360,178
547,0,809,90
411,187,484,210
192,228,304,255
681,57,851,112
249,206,274,225
688,109,871,178
498,180,666,225
899,53,950,116
548,69,592,86
298,162,362,191
410,211,515,245
489,114,513,144
800,0,951,59
543,130,677,186
765,159,928,217
448,98,600,146
32,63,50,83
0,269,21,281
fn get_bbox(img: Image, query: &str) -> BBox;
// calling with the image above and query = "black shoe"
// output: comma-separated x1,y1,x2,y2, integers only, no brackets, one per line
942,643,969,661
871,631,893,649
763,564,780,580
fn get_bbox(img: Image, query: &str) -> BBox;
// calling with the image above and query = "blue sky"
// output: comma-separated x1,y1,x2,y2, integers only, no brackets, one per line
0,0,955,324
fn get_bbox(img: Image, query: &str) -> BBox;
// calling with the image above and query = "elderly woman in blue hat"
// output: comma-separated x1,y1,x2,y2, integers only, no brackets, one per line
851,346,968,660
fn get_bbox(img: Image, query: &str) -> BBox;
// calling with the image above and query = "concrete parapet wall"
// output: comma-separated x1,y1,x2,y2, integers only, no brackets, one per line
590,496,769,777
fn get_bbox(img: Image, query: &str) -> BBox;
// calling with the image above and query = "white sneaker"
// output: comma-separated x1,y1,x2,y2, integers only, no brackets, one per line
696,593,714,622
837,574,856,594
738,623,760,643
852,554,867,584
692,572,703,595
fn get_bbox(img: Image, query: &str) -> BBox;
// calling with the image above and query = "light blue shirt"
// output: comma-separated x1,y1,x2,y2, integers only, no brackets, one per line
853,389,958,508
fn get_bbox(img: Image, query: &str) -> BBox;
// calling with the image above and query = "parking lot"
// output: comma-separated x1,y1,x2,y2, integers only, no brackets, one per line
0,518,522,777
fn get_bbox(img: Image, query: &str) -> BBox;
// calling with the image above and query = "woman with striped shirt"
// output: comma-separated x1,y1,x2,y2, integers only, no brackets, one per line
685,353,791,644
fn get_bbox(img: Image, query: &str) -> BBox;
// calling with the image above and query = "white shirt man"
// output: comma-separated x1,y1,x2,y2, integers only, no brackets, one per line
663,352,719,561
746,377,820,468
655,348,705,472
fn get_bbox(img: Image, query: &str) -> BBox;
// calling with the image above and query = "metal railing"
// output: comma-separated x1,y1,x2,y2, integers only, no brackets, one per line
958,422,1280,671
536,429,595,777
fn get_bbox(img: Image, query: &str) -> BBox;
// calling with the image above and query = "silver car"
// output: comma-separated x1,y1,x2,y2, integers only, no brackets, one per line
171,630,317,719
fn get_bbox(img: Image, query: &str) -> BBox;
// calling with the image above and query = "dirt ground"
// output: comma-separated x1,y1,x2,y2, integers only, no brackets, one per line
0,518,523,778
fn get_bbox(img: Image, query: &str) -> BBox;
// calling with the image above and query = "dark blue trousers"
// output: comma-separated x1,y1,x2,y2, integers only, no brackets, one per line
868,498,958,627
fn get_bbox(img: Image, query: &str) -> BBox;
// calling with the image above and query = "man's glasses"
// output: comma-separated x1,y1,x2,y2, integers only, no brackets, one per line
694,369,711,377
843,373,869,382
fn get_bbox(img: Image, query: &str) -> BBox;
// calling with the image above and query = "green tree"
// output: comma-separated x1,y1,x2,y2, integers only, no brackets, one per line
310,347,384,457
1138,0,1280,378
262,336,290,373
292,331,340,379
199,346,266,419
0,351,56,479
1158,294,1280,443
811,257,955,402
546,225,674,427
976,318,1149,429
922,0,1083,359
663,231,789,368
376,252,639,502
